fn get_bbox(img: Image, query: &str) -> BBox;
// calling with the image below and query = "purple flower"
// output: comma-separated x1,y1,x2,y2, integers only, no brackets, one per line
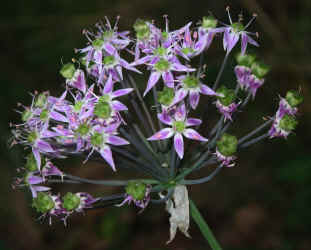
86,124,129,170
222,9,259,54
173,75,221,109
195,16,225,54
215,100,240,121
143,57,195,96
148,104,208,159
24,172,50,198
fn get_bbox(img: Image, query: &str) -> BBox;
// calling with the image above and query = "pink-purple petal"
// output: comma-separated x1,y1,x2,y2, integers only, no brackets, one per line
112,100,128,111
162,71,174,88
183,128,208,142
100,146,116,171
200,84,218,96
103,74,114,94
147,128,174,141
186,118,202,127
174,133,184,159
189,91,200,109
107,135,129,146
143,72,161,96
111,88,133,98
157,112,173,126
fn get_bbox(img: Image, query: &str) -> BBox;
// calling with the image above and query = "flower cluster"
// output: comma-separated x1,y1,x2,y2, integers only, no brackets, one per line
269,90,303,138
10,10,302,244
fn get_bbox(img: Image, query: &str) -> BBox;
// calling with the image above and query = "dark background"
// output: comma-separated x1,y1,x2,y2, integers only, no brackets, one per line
1,0,311,249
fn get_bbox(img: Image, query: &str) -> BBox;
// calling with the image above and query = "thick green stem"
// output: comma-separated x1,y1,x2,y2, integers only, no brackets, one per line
189,199,222,250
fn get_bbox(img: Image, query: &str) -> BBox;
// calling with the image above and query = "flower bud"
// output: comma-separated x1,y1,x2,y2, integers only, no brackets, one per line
158,87,174,106
60,63,75,79
217,86,236,106
286,90,303,108
62,192,81,211
125,181,147,201
279,115,298,132
32,192,55,213
216,133,238,156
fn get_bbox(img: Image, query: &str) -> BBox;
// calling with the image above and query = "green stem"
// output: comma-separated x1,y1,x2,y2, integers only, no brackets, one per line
189,199,222,250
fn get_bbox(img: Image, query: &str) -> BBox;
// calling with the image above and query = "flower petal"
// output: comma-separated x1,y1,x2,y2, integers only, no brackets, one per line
174,103,187,121
157,112,173,126
147,128,174,141
172,88,188,105
186,118,202,127
174,133,184,159
107,135,129,146
189,90,200,109
183,128,208,142
112,100,128,111
111,88,133,98
162,71,174,88
100,146,116,171
200,84,218,96
103,74,114,94
143,72,161,96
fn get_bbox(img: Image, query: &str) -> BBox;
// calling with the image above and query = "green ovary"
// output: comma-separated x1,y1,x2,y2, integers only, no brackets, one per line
40,109,49,121
202,16,217,30
126,181,147,201
94,101,111,119
174,121,186,133
62,192,81,211
103,56,116,66
183,75,199,89
217,86,235,106
60,63,75,79
154,59,170,72
91,132,104,147
279,115,298,132
32,193,55,213
286,90,303,108
216,133,238,156
76,123,90,136
231,22,244,33
27,131,38,144
158,87,174,106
